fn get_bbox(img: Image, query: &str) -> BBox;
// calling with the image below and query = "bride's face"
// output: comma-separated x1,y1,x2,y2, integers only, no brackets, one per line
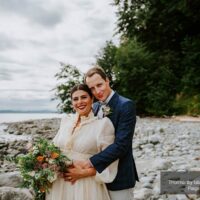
71,90,93,116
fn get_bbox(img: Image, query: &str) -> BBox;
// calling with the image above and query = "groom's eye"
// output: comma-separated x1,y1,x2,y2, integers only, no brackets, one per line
97,83,102,87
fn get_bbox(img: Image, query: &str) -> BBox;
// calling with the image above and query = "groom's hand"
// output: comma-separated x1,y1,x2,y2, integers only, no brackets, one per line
73,159,93,169
64,165,96,184
64,166,84,184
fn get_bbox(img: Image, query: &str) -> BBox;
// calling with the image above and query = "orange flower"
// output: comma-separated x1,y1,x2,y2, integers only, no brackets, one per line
51,152,59,159
36,156,44,162
39,187,46,193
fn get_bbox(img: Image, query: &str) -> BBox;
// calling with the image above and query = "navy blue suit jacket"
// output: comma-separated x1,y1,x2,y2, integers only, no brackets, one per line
90,92,139,191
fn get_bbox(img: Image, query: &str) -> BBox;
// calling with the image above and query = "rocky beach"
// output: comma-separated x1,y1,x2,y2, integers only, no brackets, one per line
0,116,200,200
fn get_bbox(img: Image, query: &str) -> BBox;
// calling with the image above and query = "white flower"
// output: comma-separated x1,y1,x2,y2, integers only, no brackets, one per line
65,160,73,166
32,146,39,155
34,173,41,180
28,171,35,177
59,89,65,94
48,159,56,164
102,105,112,116
47,173,57,183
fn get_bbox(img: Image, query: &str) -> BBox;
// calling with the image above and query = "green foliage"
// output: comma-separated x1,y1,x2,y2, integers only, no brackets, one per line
96,41,118,89
114,39,155,114
95,39,179,115
181,36,200,95
174,93,200,115
114,39,178,115
114,0,200,52
53,63,83,113
109,0,200,116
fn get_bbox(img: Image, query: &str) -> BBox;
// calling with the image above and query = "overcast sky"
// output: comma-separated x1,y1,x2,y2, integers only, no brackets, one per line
0,0,118,112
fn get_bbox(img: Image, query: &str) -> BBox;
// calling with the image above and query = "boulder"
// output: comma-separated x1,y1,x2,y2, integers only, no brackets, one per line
0,172,22,187
0,187,33,200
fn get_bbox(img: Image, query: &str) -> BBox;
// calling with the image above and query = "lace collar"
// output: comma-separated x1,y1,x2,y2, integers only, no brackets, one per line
74,110,97,126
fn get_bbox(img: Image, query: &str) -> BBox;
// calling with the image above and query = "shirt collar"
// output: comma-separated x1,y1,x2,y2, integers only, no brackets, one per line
102,90,115,105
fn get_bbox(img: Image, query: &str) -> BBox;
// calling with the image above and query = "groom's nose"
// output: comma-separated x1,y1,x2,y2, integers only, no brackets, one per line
95,87,101,95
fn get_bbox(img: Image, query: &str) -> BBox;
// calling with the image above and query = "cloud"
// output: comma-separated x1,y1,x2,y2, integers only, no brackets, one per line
0,0,118,112
0,33,17,50
0,71,12,81
0,0,64,27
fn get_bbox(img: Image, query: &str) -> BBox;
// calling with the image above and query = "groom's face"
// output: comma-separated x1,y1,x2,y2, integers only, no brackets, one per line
86,73,112,102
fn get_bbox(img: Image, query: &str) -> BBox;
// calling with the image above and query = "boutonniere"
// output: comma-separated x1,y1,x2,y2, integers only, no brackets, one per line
102,105,112,116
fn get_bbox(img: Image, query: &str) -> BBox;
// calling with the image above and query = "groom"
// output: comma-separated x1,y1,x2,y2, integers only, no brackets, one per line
70,66,139,199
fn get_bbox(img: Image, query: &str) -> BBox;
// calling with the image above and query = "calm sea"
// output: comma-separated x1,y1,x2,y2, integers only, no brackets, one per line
0,113,62,123
0,113,62,142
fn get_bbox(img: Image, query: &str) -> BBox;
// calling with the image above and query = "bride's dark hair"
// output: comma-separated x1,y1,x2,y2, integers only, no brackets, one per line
70,84,93,98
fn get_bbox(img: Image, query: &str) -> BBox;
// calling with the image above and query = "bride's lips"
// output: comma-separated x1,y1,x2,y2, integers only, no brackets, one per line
77,105,87,110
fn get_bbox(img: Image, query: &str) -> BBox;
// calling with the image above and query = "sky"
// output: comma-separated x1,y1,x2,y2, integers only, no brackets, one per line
0,0,118,112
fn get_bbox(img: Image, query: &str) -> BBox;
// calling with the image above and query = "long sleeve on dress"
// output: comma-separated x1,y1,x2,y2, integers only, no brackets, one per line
95,118,119,183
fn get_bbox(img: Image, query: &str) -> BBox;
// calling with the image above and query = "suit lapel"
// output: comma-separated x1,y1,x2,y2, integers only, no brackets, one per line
107,92,119,122
107,92,119,109
93,102,101,116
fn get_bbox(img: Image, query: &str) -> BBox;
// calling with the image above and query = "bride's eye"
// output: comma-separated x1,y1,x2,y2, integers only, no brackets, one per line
81,96,87,99
72,97,78,101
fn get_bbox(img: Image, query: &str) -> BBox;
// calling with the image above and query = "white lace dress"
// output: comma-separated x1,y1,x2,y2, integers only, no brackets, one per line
46,111,118,200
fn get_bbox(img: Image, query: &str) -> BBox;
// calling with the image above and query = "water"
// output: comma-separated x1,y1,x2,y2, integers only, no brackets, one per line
0,113,62,142
0,113,62,123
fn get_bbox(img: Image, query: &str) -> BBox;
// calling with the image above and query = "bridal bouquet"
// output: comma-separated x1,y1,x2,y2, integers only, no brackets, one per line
17,138,71,200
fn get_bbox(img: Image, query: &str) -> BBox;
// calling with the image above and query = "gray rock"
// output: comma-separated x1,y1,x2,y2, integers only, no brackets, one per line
144,143,154,149
142,182,153,189
0,172,22,187
149,135,161,145
0,187,33,200
154,159,173,170
134,188,153,200
140,176,154,184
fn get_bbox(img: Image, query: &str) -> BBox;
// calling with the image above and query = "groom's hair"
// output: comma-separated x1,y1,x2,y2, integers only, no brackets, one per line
84,66,107,83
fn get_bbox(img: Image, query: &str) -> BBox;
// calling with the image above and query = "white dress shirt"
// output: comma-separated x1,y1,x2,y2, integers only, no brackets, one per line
97,90,115,119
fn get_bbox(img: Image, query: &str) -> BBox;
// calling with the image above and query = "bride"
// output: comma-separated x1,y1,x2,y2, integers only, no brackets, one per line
46,84,118,200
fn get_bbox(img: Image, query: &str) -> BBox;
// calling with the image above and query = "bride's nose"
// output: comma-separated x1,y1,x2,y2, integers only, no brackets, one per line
77,98,85,105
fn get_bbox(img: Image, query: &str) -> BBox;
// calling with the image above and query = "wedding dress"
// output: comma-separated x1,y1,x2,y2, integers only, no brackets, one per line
46,111,118,200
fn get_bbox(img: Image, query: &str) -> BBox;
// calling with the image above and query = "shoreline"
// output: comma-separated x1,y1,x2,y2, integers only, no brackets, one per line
0,117,200,199
1,114,200,125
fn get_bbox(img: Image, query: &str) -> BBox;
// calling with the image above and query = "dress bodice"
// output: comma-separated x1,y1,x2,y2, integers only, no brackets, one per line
53,111,114,159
